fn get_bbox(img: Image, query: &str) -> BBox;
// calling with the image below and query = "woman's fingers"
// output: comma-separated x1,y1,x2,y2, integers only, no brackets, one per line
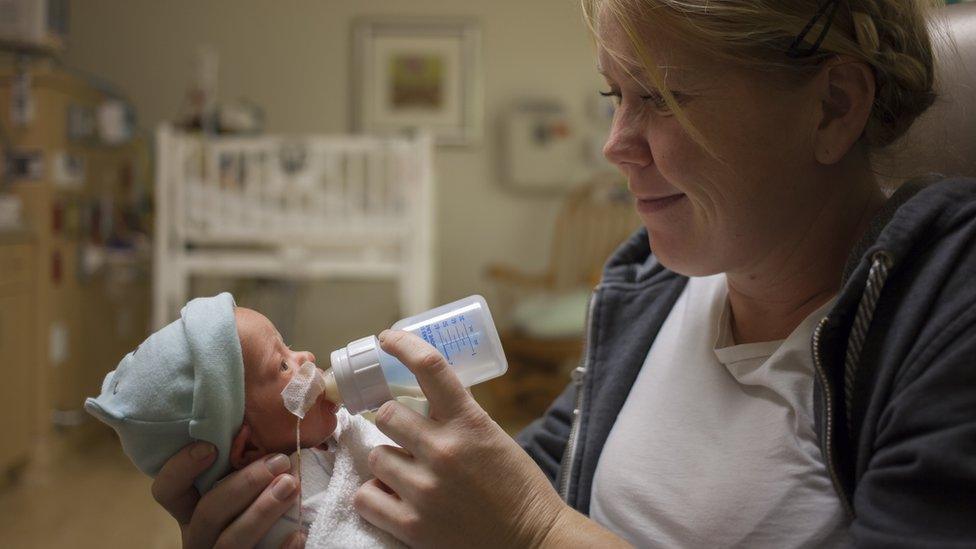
378,330,474,419
367,444,428,498
353,478,416,546
151,441,217,526
185,453,294,549
213,474,300,549
373,400,430,452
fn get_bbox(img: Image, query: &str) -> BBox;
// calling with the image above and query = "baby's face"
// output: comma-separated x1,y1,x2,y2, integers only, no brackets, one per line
236,308,339,456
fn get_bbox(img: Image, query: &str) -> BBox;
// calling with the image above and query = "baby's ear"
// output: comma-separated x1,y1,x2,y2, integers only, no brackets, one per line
229,423,267,469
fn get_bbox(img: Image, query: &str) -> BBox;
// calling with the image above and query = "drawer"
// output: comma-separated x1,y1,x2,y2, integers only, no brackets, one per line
0,244,32,287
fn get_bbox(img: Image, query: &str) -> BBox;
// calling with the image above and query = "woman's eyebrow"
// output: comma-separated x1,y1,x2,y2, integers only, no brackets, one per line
598,59,648,79
598,58,696,87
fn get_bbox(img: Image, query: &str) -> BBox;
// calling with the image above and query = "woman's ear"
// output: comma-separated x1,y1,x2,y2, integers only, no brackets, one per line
813,56,876,165
229,422,267,469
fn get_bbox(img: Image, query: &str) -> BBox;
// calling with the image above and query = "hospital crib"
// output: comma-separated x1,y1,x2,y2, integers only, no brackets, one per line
152,125,434,329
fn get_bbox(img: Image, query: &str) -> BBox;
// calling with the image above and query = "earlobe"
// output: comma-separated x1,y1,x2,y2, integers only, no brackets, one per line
229,422,267,469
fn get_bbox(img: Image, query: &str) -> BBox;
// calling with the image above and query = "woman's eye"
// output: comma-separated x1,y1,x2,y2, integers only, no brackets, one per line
280,361,289,372
600,89,673,114
640,93,674,113
599,90,621,106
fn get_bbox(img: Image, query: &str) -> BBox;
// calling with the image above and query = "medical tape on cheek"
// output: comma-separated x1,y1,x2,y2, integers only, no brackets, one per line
281,361,323,419
280,361,325,534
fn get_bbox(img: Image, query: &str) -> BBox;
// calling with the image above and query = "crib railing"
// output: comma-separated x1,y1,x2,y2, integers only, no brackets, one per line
153,126,434,328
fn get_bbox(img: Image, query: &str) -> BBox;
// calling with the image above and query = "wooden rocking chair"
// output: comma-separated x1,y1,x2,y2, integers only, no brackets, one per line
481,172,639,428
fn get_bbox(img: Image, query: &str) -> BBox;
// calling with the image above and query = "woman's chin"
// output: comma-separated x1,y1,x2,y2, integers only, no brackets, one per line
648,233,720,278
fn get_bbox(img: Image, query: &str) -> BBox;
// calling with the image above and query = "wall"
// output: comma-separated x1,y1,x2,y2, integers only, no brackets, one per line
63,0,607,354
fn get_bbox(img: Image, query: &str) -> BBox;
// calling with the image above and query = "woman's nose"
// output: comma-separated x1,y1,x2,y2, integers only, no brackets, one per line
603,112,652,169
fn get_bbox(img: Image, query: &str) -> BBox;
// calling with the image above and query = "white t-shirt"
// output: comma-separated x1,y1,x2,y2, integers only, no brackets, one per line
589,274,850,548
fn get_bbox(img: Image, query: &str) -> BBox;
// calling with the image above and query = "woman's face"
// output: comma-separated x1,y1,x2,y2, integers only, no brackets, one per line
598,14,825,277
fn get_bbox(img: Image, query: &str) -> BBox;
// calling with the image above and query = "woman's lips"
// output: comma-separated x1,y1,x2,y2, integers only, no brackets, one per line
635,194,686,214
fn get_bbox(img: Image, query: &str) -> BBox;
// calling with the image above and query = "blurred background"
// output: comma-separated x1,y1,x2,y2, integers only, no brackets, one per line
0,1,638,546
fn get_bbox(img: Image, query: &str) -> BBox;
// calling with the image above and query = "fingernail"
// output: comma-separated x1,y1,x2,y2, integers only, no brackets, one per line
190,442,215,461
265,453,291,474
271,475,297,501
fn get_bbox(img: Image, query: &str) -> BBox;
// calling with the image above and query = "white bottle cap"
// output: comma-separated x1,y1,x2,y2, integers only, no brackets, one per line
329,335,393,414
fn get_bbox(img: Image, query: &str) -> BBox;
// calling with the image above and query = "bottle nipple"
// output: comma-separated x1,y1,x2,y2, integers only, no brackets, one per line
319,368,343,406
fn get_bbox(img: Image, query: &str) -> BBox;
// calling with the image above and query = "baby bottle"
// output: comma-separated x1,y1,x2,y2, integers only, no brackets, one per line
319,295,508,414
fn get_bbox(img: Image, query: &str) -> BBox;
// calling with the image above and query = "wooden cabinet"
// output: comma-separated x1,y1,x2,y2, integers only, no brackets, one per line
0,237,36,475
0,59,151,450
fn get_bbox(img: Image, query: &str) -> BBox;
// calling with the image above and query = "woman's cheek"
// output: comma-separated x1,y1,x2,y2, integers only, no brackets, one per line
651,129,698,179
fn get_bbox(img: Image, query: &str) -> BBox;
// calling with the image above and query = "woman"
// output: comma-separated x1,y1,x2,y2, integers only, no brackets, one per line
153,0,976,546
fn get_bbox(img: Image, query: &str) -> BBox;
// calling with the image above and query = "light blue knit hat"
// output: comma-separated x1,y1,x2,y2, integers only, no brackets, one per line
85,292,245,493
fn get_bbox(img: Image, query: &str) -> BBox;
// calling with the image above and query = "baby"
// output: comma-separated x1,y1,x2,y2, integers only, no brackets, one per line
85,293,401,549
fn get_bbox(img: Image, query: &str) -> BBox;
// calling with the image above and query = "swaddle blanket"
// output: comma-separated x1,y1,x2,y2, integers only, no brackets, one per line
258,409,404,549
307,409,404,548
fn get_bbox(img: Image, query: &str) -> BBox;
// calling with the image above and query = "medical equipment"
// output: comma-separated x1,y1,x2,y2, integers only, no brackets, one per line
152,126,434,328
280,360,326,535
281,361,325,418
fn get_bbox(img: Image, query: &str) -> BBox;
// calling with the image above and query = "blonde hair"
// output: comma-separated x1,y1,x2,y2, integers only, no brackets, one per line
583,0,945,151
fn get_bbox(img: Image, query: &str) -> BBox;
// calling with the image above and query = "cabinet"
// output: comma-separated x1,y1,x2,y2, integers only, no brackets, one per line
0,236,36,475
0,59,151,447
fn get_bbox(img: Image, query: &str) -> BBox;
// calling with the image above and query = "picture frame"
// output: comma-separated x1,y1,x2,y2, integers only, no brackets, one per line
352,17,483,147
501,99,579,193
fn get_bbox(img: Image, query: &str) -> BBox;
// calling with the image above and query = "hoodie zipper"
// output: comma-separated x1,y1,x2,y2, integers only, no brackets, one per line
557,287,600,502
558,290,853,513
812,316,855,518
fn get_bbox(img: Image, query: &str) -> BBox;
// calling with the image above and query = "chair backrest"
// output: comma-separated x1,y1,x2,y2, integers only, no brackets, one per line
548,173,640,290
876,2,976,185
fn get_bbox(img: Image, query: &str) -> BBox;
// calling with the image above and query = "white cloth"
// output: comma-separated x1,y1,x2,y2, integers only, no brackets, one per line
589,274,850,548
258,409,404,549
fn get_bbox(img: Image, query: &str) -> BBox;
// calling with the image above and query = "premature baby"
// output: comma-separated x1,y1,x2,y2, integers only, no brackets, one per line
85,293,401,548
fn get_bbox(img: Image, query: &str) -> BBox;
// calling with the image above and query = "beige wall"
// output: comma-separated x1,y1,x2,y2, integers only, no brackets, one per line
64,0,606,354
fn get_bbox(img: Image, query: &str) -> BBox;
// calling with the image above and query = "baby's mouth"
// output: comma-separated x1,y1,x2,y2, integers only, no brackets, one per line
320,395,339,414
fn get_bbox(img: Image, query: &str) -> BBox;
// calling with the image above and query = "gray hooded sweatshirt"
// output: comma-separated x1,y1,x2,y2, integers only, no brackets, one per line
517,175,976,547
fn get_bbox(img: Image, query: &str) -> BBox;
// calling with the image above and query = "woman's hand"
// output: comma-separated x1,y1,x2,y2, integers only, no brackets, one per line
354,330,617,548
151,442,305,549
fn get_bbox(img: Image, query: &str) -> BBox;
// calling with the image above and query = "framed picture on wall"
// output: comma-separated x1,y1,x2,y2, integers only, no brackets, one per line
352,17,483,147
